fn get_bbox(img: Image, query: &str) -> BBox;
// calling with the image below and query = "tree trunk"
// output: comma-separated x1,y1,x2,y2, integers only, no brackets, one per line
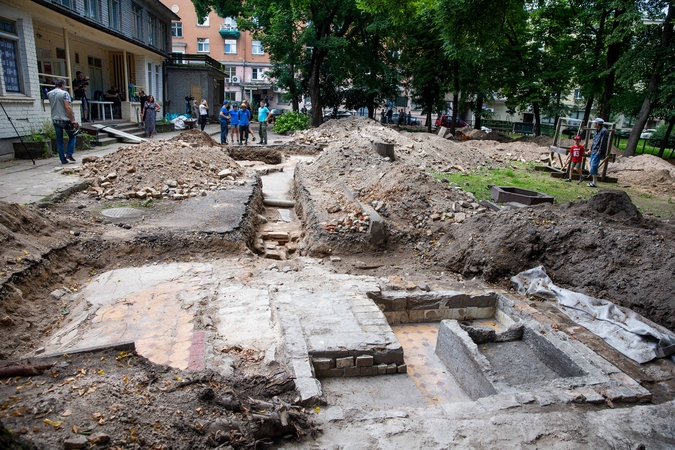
308,49,325,127
474,94,483,130
625,4,674,157
599,9,624,121
533,101,541,136
289,63,299,112
658,117,675,158
367,92,375,119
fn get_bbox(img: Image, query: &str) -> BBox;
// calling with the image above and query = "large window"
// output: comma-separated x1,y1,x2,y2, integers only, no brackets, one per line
224,66,236,79
251,40,263,55
224,91,236,102
197,38,209,53
108,0,120,30
159,23,167,51
84,0,99,19
148,15,157,47
171,22,182,37
0,18,21,93
132,4,142,39
251,68,264,80
224,39,236,54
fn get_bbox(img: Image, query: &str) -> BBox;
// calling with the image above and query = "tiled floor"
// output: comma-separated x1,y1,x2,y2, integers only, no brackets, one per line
393,323,471,404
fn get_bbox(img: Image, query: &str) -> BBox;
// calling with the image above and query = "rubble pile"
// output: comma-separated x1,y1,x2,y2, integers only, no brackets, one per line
77,130,245,201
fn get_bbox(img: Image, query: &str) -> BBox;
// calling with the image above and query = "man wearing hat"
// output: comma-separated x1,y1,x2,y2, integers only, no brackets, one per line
219,100,230,144
587,117,608,187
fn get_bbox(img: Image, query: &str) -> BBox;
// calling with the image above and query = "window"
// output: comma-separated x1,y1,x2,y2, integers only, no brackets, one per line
84,0,99,19
159,23,167,51
197,15,209,26
148,15,157,47
0,17,21,93
171,22,182,37
224,91,236,102
54,0,73,8
222,17,236,30
224,39,236,54
197,38,209,53
108,0,120,29
224,66,236,78
251,68,264,80
573,89,583,100
132,5,142,39
251,40,263,55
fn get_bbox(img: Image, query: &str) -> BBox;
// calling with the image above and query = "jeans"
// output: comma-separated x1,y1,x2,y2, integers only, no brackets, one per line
220,121,229,143
200,114,208,131
53,120,76,163
259,122,267,144
240,125,248,143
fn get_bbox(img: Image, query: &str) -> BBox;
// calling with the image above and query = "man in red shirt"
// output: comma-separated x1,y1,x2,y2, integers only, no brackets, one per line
565,135,586,182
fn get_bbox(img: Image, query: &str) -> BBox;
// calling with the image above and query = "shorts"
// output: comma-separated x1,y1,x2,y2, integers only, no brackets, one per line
231,124,239,130
571,161,582,169
589,153,602,175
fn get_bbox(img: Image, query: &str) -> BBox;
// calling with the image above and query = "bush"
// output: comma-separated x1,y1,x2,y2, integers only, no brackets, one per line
273,111,310,134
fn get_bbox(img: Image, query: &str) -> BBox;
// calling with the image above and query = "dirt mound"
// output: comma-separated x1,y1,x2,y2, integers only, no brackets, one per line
517,135,554,147
77,131,244,200
485,130,515,142
441,193,675,331
608,154,675,195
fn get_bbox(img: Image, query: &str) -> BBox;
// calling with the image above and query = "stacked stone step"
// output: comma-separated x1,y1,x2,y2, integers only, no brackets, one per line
312,352,406,378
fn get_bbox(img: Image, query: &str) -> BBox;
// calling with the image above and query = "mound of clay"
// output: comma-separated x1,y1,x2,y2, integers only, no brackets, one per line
485,130,514,142
578,190,642,223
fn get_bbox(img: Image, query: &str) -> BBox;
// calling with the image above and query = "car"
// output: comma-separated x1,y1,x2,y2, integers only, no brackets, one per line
268,108,286,123
561,120,581,138
434,115,469,128
615,129,631,139
323,110,352,120
640,128,657,139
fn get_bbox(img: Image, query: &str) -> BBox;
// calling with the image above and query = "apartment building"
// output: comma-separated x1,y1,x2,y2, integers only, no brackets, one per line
0,0,177,157
164,0,283,108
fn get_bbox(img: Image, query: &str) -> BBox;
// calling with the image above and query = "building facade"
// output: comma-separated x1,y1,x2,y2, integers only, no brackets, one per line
164,0,284,109
0,0,177,157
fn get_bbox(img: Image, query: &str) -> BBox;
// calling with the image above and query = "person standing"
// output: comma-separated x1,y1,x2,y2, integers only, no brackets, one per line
199,99,209,131
238,104,251,145
229,103,240,144
138,90,148,125
219,100,230,144
587,118,609,188
142,94,161,138
47,79,79,164
565,135,586,183
257,100,269,145
72,71,90,122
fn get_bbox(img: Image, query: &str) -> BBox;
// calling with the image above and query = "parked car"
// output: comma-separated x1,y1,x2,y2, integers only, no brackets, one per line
615,129,631,139
640,128,657,139
268,108,286,123
323,110,352,120
561,120,582,138
434,115,469,128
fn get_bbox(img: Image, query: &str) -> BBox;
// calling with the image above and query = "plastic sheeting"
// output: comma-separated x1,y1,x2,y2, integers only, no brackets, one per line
511,266,675,364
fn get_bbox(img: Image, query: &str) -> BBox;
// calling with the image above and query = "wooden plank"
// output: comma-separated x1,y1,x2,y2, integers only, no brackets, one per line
90,124,147,143
548,145,569,155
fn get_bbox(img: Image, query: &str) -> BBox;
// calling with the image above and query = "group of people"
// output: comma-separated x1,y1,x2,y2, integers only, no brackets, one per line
564,117,609,187
217,99,269,145
380,108,413,125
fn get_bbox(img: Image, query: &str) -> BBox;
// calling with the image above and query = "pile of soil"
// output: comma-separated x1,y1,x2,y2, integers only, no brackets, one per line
0,348,316,449
609,154,675,195
75,130,244,201
441,190,675,331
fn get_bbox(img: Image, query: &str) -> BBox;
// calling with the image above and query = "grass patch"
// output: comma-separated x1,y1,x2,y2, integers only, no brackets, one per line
613,138,674,159
436,162,675,217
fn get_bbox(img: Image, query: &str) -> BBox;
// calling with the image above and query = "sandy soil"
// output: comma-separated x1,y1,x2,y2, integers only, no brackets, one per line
1,119,674,448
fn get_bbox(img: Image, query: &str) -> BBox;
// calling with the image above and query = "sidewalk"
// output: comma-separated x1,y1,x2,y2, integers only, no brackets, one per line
0,122,293,205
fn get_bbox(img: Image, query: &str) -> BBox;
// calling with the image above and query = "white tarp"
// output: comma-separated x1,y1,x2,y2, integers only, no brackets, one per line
511,266,675,364
171,115,189,130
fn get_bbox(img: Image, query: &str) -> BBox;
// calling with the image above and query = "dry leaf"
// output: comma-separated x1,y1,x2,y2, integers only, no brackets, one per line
61,409,72,417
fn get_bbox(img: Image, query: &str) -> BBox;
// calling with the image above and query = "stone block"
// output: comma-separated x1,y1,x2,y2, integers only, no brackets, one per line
312,358,335,371
335,356,354,369
360,366,378,376
316,368,345,378
356,355,374,367
377,364,388,375
384,310,409,324
397,364,407,374
386,363,397,374
344,366,360,377
294,377,324,405
575,388,604,404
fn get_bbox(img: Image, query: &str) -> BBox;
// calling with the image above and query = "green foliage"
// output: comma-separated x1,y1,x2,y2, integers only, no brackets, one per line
649,123,675,148
24,124,48,142
272,111,310,134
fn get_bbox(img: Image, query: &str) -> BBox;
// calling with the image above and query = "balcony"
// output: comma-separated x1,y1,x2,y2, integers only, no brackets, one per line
219,25,240,39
